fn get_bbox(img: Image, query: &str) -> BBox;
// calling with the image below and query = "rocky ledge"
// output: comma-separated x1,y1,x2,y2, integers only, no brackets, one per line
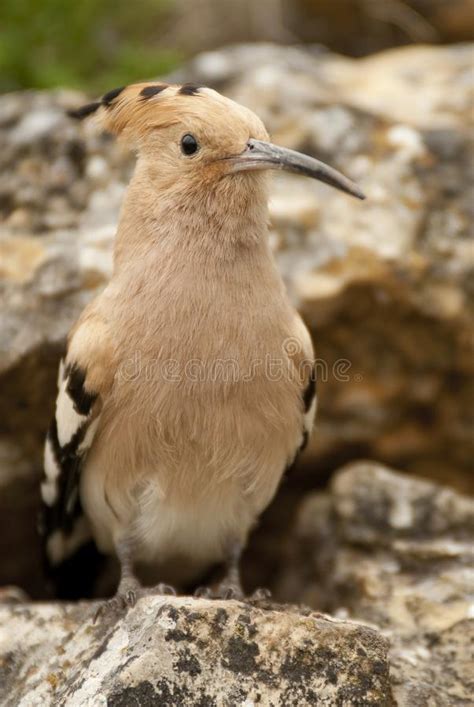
0,597,392,706
1,463,472,705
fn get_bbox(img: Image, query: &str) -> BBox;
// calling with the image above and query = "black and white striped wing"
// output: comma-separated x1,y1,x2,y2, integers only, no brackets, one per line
40,359,100,567
284,362,317,478
285,313,317,475
301,363,317,452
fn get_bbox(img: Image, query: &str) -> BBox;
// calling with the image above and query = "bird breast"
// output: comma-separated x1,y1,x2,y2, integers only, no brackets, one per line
80,244,305,563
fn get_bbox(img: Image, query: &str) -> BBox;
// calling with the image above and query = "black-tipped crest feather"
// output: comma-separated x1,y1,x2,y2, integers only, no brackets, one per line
179,83,203,96
140,84,167,99
102,86,125,106
68,86,124,120
68,81,207,123
68,101,101,120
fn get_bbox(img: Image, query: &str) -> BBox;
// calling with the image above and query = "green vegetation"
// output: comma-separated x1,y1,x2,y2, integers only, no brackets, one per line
0,0,181,92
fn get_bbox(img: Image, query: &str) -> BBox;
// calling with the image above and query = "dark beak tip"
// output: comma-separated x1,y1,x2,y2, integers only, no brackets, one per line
346,183,366,200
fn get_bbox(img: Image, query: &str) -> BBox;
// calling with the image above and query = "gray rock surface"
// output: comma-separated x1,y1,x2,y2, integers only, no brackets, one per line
276,462,474,705
0,597,392,706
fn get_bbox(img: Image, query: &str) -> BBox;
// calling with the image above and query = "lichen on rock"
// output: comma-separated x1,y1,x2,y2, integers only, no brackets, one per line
0,597,392,706
278,462,474,705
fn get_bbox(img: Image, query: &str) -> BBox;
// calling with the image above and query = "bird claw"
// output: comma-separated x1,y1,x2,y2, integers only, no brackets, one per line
193,584,244,600
214,582,245,601
125,588,138,606
249,587,272,601
93,590,137,623
151,582,177,596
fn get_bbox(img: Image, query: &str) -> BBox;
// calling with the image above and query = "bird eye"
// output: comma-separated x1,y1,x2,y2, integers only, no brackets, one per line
181,134,199,156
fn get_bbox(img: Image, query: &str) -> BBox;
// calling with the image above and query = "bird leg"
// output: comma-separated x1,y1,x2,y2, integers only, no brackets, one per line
213,543,272,601
214,542,245,600
193,542,244,599
116,541,177,599
115,538,143,604
94,538,142,621
193,542,271,601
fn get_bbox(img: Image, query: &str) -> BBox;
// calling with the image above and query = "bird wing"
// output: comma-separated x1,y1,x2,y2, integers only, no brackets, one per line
40,310,115,568
287,313,317,468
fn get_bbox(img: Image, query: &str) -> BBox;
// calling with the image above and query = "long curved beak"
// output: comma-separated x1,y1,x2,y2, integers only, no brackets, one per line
229,138,365,200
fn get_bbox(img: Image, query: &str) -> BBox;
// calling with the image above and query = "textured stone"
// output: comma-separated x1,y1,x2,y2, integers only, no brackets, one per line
276,462,474,705
0,597,392,706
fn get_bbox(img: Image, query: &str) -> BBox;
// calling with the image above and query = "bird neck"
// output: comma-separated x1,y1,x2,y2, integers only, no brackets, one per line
113,161,271,274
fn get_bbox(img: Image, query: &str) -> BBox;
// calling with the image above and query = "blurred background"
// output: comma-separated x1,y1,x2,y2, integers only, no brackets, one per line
1,0,473,91
0,1,472,600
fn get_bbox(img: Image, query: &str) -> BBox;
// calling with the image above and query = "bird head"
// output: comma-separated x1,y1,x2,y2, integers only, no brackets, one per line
70,82,365,201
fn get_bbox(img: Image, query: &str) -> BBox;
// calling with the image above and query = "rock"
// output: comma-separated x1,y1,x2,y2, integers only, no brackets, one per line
276,462,474,705
0,43,473,597
0,90,131,235
0,596,392,706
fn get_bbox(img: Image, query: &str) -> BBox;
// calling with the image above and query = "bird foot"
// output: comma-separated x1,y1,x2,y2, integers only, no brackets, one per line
94,578,142,623
94,589,139,623
148,582,177,597
214,581,245,600
192,584,270,602
248,587,272,602
194,581,245,601
0,586,30,604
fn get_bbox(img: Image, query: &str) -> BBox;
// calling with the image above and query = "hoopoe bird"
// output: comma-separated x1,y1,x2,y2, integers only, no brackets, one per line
40,82,364,609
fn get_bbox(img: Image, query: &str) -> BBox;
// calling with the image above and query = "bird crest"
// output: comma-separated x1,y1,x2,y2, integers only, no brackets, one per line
69,82,228,139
